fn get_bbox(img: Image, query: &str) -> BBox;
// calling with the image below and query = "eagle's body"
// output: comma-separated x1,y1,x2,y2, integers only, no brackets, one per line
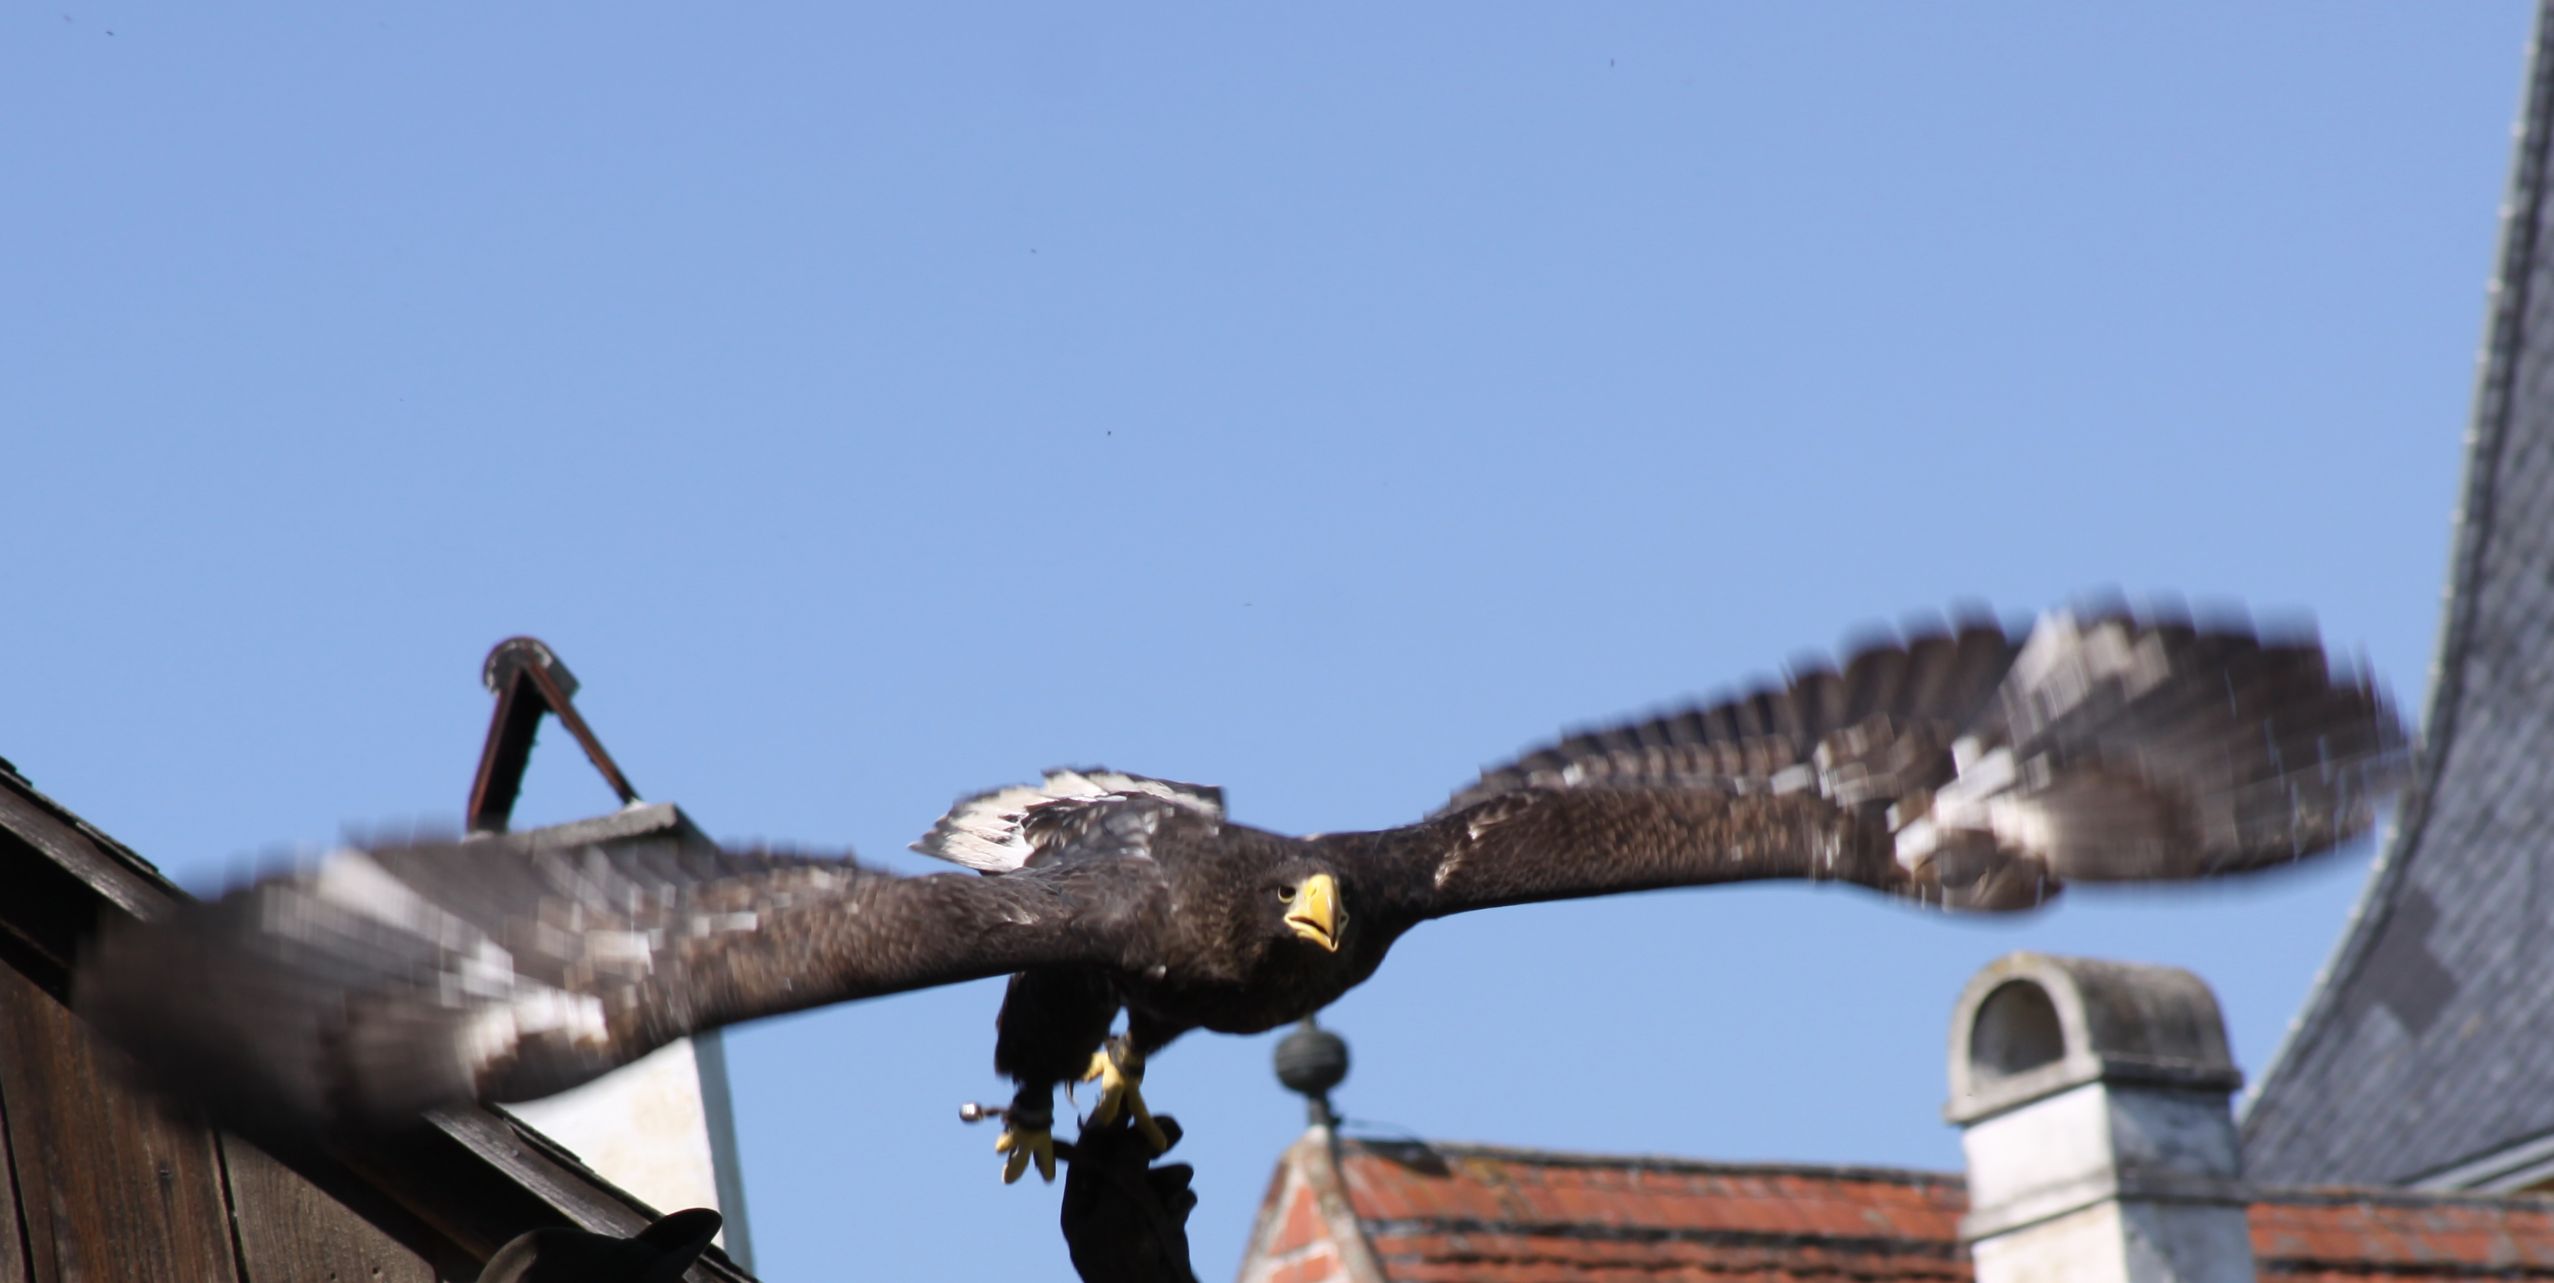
1116,827,1380,1036
76,608,2405,1184
977,814,1383,1100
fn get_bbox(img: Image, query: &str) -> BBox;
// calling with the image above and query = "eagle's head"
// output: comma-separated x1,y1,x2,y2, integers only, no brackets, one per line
1144,850,1365,1035
1273,870,1345,953
1137,831,1373,1033
1213,854,1353,968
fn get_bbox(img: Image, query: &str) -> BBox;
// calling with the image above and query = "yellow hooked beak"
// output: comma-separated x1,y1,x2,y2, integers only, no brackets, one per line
1284,874,1343,953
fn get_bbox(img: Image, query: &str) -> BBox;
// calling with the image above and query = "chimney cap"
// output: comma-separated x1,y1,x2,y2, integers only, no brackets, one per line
1946,952,2240,1124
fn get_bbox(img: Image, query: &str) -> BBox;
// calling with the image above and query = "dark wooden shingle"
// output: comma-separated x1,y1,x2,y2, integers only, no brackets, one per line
0,756,757,1282
0,962,242,1283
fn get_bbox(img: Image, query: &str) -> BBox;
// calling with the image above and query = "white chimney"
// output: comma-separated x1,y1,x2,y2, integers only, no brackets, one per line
1946,953,2255,1283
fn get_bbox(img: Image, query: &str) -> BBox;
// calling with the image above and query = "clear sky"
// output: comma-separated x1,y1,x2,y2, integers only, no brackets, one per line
5,5,2534,1279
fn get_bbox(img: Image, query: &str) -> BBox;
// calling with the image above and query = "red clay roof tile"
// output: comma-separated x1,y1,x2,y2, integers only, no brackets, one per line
1273,1183,1325,1256
1336,1141,1968,1282
1295,1138,2554,1282
2250,1190,2554,1279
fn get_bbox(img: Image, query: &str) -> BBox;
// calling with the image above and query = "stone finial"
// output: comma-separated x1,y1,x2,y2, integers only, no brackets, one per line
1275,1017,1349,1128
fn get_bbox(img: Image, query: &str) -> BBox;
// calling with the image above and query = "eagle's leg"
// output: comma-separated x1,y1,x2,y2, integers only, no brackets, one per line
993,1084,1059,1185
1083,1017,1181,1154
992,967,1119,1185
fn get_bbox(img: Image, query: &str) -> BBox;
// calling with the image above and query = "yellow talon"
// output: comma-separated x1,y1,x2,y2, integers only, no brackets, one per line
1082,1046,1171,1153
995,1120,1056,1184
1080,1050,1121,1122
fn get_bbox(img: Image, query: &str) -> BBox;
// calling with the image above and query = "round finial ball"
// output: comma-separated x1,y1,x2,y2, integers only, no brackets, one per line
1274,1021,1349,1097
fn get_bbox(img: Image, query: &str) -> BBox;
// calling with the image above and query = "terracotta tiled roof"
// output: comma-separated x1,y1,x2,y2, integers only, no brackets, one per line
1243,1137,1968,1283
1239,1133,2554,1283
1337,1142,1965,1282
2251,1189,2554,1280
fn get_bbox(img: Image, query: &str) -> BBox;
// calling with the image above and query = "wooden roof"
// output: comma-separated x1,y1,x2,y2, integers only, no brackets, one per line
0,754,759,1283
1239,1132,2554,1282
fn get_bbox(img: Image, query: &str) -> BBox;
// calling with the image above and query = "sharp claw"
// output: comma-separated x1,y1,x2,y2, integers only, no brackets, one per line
1083,1048,1123,1126
995,1122,1057,1185
1081,1045,1168,1152
1129,1093,1170,1153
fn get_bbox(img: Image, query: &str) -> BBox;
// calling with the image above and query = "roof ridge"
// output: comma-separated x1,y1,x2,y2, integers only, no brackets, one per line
1357,1213,1963,1254
2251,1183,2554,1211
1338,1136,1962,1185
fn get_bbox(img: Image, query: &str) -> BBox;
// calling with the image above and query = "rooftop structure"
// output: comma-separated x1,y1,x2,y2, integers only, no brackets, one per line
0,754,759,1283
1238,954,2554,1283
2241,0,2554,1191
0,636,756,1282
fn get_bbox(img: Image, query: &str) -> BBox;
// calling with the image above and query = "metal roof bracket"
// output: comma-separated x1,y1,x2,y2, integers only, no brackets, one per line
465,636,641,834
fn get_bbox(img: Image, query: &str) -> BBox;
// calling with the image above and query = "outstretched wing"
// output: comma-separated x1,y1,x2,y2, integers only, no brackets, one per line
76,831,1165,1136
1360,609,2405,921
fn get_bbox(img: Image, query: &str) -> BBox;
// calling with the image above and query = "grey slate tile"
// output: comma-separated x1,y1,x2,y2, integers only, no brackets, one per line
2241,1,2554,1188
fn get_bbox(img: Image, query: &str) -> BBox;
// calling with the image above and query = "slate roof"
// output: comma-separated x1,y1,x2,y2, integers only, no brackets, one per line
1238,1135,2554,1282
2240,0,2554,1189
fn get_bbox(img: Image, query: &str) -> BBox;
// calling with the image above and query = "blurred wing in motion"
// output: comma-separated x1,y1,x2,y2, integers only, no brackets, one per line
1384,608,2404,918
77,831,1161,1136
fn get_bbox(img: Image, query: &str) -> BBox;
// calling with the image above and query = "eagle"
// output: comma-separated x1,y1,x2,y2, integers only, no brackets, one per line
76,607,2402,1186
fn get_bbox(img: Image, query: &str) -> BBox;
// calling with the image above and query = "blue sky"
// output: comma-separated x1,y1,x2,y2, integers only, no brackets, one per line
5,5,2533,1278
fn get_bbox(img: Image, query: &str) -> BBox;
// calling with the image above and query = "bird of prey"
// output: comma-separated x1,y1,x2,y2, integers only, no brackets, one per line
77,608,2402,1186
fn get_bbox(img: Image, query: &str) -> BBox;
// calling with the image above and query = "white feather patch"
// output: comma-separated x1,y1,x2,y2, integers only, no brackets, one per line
305,848,620,1086
2005,613,2172,738
457,986,613,1079
310,849,438,930
309,848,508,963
913,768,1223,872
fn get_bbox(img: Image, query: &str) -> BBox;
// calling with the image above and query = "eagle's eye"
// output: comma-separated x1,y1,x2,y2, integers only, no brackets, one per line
1275,885,1297,903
